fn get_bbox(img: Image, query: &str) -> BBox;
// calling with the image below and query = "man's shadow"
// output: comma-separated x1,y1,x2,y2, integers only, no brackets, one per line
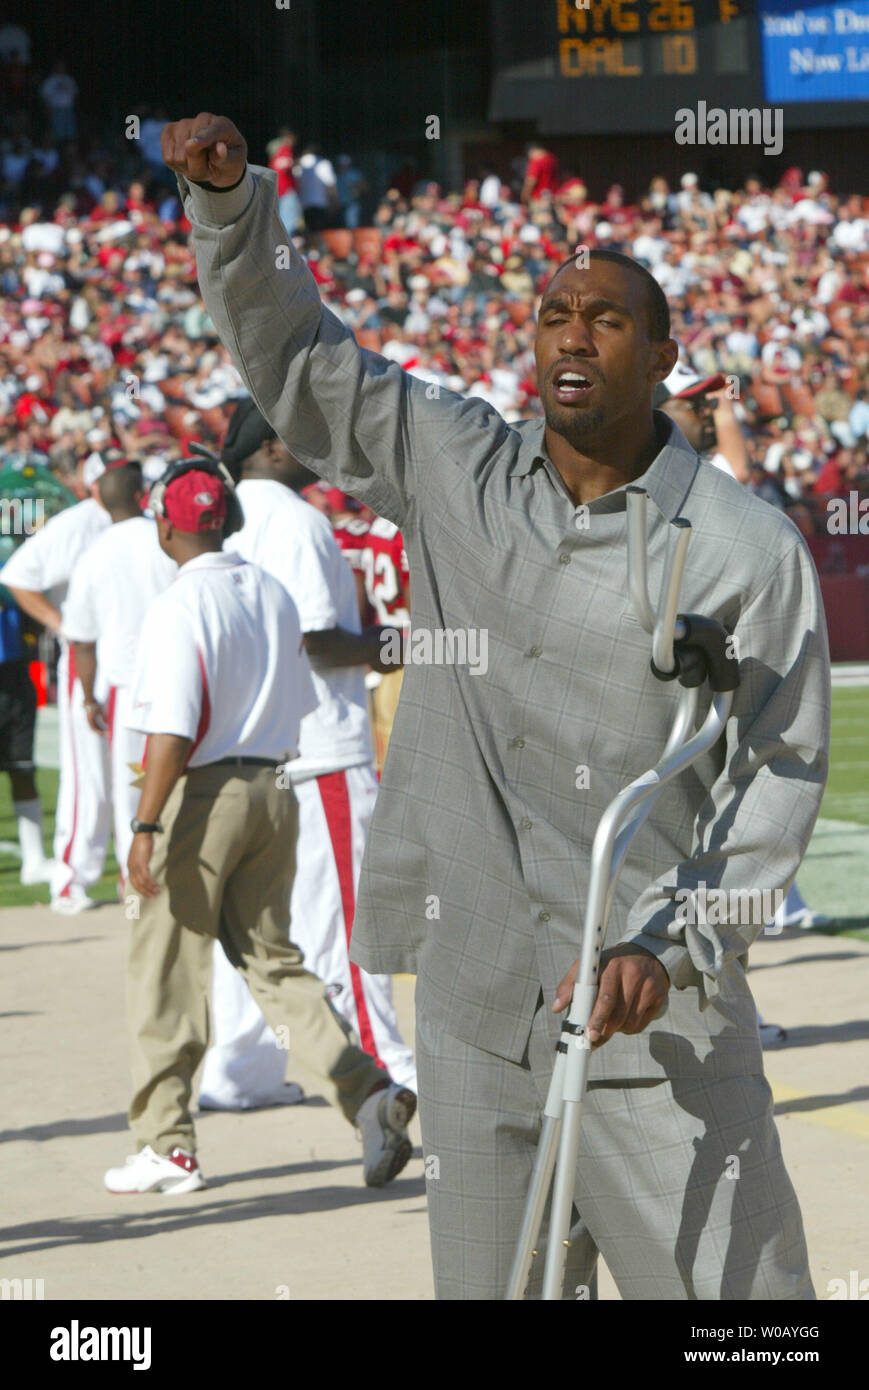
649,1030,797,1300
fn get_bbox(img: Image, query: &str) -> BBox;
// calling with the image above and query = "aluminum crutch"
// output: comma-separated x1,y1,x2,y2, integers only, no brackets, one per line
505,486,740,1302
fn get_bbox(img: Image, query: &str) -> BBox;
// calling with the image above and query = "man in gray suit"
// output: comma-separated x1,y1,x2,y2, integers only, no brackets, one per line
161,115,829,1301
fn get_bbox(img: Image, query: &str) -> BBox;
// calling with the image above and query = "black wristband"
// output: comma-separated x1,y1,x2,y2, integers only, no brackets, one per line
189,167,247,193
131,817,163,835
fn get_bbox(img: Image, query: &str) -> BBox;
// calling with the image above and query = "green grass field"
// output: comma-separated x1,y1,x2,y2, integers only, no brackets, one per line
816,688,869,827
0,689,866,935
0,765,119,909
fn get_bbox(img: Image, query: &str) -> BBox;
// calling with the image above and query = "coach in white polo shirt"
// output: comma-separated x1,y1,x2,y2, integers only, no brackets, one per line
62,459,177,884
197,400,416,1112
1,457,112,912
104,463,415,1194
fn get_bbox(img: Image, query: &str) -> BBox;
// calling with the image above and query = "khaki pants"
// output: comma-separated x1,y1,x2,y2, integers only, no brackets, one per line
126,762,385,1154
371,668,404,774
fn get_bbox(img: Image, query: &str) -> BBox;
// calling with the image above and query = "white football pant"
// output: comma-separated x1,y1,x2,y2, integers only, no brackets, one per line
50,645,111,902
199,762,417,1107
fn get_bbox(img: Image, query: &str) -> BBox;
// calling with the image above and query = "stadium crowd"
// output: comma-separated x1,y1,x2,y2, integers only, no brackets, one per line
0,39,851,1146
1,112,868,534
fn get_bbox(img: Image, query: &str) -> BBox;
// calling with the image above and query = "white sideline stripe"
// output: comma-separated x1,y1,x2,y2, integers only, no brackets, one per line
0,840,21,859
831,664,869,688
34,705,60,771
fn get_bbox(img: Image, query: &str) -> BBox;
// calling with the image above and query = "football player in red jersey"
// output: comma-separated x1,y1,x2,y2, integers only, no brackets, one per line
332,497,409,773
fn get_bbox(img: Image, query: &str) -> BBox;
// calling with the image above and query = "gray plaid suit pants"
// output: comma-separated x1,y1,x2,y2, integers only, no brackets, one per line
416,1001,814,1301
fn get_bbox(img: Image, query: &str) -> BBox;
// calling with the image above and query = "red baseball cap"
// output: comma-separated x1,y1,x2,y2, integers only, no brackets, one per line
163,469,227,532
663,363,727,399
323,487,363,514
104,450,136,470
653,363,727,408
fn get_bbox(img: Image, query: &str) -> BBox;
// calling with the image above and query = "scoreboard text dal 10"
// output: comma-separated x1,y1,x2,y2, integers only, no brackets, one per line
556,0,744,78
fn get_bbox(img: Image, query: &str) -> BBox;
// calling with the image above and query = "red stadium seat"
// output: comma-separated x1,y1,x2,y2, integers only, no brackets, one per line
164,404,191,438
353,228,382,261
751,384,784,418
783,383,817,417
321,229,353,260
160,378,189,404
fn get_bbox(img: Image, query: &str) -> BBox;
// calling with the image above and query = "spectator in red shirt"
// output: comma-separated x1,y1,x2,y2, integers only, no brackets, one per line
521,144,560,203
268,127,301,236
813,451,846,496
125,181,154,222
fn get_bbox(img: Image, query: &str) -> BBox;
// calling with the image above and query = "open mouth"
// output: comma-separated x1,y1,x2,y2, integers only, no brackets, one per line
552,368,596,404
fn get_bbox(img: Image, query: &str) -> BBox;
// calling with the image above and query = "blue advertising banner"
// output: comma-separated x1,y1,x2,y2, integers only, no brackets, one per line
760,0,869,100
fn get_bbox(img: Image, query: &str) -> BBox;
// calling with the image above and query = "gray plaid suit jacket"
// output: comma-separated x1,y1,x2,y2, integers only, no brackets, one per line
177,165,831,1082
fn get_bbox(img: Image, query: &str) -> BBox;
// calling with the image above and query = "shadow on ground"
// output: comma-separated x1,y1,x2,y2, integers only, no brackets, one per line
773,1084,869,1116
761,1019,869,1049
0,1168,427,1261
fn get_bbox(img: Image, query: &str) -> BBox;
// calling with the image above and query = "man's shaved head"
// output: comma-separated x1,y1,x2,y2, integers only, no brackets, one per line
97,461,144,514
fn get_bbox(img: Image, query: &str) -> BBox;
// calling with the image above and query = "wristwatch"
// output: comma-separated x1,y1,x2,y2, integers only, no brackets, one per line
130,818,163,835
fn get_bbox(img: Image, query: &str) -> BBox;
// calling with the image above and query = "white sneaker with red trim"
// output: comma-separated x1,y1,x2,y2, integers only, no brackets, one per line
104,1145,206,1194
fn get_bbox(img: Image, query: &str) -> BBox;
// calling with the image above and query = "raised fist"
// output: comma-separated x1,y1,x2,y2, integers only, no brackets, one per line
161,113,247,188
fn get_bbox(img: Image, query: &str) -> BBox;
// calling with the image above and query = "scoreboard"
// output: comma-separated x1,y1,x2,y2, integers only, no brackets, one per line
555,0,744,80
489,0,869,132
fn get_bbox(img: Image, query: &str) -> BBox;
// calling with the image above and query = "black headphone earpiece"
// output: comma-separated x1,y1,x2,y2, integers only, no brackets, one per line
149,445,244,537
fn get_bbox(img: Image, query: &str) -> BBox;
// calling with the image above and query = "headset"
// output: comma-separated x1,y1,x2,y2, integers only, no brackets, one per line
148,443,244,537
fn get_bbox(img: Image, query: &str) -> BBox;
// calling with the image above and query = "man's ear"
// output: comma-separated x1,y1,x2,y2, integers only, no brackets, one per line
651,338,679,386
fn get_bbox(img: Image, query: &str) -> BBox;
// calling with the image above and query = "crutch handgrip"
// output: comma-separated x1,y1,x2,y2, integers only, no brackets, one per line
650,614,740,692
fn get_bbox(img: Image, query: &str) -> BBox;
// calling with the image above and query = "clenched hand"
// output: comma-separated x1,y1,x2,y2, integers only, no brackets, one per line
161,113,247,188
